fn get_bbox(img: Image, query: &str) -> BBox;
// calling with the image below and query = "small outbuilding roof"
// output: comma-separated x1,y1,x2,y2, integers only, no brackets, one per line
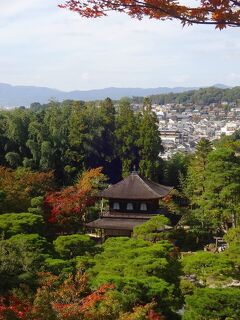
100,172,173,200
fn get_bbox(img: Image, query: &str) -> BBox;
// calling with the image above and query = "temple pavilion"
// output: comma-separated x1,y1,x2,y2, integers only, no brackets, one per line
86,172,173,238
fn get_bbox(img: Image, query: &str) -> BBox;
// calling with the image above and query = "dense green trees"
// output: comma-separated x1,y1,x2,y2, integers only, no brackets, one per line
223,227,240,270
0,231,182,319
0,98,163,184
184,288,240,320
88,237,181,318
183,135,240,231
182,251,239,285
0,213,44,238
163,152,190,188
183,138,213,228
133,215,169,242
202,147,240,229
224,226,240,246
0,233,50,294
133,86,240,106
181,228,240,319
53,235,95,259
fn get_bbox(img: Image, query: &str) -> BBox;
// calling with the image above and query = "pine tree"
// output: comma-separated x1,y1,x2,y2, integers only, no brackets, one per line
202,147,240,230
183,138,212,227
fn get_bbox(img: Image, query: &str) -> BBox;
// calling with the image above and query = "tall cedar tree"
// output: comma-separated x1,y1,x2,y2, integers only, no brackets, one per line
97,98,120,181
115,98,139,177
137,98,163,179
43,101,72,182
68,101,103,173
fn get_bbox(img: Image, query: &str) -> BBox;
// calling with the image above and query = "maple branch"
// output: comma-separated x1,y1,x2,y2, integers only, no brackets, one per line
60,0,240,28
133,0,232,26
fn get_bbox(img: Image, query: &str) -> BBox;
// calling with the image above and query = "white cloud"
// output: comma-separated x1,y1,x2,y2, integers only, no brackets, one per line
0,0,239,90
226,73,240,85
0,0,38,19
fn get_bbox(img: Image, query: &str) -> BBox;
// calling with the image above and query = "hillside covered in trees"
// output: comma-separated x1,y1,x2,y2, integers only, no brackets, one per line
132,86,240,106
0,97,240,320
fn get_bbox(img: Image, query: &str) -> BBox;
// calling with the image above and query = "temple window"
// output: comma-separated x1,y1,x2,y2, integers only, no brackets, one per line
113,202,120,210
140,203,147,211
126,203,133,210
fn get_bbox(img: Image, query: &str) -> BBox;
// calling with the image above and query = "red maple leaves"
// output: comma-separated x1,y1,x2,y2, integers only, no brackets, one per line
59,0,240,29
0,272,164,320
0,273,115,320
0,296,31,320
45,167,106,227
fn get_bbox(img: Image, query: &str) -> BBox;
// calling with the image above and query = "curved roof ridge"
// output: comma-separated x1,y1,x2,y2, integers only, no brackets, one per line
103,174,130,191
140,175,173,192
100,173,173,199
137,174,163,198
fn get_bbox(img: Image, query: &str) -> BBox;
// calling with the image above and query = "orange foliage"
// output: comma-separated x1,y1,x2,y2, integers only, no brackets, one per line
50,272,89,320
50,272,114,320
0,272,115,320
119,302,165,320
0,166,54,212
162,194,172,204
45,167,106,226
79,283,115,312
52,283,115,319
0,272,166,320
60,0,240,29
37,272,60,288
53,272,89,304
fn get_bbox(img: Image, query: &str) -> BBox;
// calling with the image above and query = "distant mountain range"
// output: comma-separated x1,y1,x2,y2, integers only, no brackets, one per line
0,83,230,108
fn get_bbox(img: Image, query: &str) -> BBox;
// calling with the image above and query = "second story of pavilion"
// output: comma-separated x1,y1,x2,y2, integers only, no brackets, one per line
100,172,173,216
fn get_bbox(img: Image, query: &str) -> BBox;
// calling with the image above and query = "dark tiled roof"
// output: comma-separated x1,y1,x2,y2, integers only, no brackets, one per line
100,173,173,200
86,218,148,230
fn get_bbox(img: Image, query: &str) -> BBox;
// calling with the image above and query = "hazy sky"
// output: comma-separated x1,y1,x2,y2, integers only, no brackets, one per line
0,0,240,91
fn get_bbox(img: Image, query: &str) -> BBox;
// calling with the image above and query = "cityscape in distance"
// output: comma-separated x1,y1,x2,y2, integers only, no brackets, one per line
2,82,239,158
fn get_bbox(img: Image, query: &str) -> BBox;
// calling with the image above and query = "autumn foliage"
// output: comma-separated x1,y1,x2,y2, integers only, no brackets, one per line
0,296,31,320
0,271,164,320
0,272,109,320
45,167,106,227
120,302,165,320
0,166,54,213
60,0,240,29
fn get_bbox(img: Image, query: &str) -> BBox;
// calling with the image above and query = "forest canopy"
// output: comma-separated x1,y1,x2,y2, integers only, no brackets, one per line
0,98,163,186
